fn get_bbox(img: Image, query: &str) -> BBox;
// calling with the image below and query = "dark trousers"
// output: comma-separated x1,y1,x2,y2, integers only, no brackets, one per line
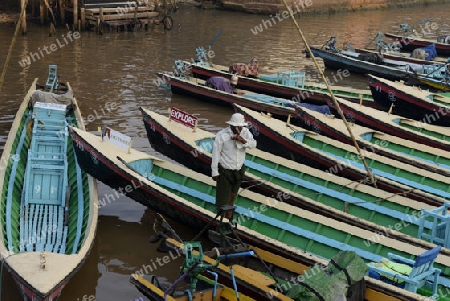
215,164,245,211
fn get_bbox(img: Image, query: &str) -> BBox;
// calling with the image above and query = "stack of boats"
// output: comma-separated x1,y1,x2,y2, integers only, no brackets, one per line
66,42,450,300
24,21,449,301
4,21,450,300
88,36,450,300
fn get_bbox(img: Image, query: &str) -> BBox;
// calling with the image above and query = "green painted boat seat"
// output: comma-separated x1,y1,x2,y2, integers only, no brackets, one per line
367,246,442,299
418,202,450,248
19,204,67,253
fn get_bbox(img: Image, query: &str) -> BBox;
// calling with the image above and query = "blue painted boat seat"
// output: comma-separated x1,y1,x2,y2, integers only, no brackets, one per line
418,202,450,248
367,246,442,299
45,65,59,92
24,103,69,207
19,204,67,253
23,159,68,206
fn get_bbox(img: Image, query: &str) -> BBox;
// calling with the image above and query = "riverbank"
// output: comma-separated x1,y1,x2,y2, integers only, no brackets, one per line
215,0,449,14
0,0,447,24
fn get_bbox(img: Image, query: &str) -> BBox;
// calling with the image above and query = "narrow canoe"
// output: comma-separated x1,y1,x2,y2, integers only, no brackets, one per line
292,97,450,177
184,60,377,107
158,72,297,124
367,74,450,126
384,32,450,57
325,95,450,152
0,78,98,301
309,46,413,81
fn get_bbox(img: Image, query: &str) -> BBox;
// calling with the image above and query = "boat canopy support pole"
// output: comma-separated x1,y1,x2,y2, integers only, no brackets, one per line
280,0,377,187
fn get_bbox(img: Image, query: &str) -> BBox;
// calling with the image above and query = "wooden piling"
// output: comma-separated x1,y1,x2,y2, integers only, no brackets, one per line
80,7,85,30
59,0,65,25
73,0,78,30
39,0,45,24
21,0,27,35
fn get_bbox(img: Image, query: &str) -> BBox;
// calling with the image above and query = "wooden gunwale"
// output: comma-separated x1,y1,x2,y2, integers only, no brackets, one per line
367,74,450,125
326,96,450,151
293,97,450,176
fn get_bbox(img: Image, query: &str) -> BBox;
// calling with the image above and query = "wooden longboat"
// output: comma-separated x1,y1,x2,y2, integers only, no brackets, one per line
292,97,450,177
0,78,98,301
234,104,450,208
131,242,259,301
131,273,256,301
183,60,377,107
157,72,297,124
131,235,367,301
308,46,413,81
69,126,450,300
139,106,446,245
324,95,450,152
414,74,450,92
367,74,450,126
384,32,450,57
356,47,447,65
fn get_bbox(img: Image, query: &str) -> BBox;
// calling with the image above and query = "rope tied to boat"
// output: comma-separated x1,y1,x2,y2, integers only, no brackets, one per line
280,0,377,189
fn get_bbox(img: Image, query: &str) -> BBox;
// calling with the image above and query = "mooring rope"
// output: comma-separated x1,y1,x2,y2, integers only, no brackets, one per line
280,0,377,188
0,1,28,95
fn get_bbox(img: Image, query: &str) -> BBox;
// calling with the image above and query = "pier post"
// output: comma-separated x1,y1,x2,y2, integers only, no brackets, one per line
21,0,27,35
59,0,65,25
80,7,85,31
73,0,78,30
39,0,45,24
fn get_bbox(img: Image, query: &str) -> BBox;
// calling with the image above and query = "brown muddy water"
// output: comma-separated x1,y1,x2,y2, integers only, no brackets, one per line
0,2,449,300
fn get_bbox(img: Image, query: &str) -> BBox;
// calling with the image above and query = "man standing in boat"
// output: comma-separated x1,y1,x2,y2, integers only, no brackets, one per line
211,113,257,219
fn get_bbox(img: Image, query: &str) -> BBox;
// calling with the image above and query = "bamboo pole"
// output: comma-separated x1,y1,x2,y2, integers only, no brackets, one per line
0,1,28,94
280,0,377,188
